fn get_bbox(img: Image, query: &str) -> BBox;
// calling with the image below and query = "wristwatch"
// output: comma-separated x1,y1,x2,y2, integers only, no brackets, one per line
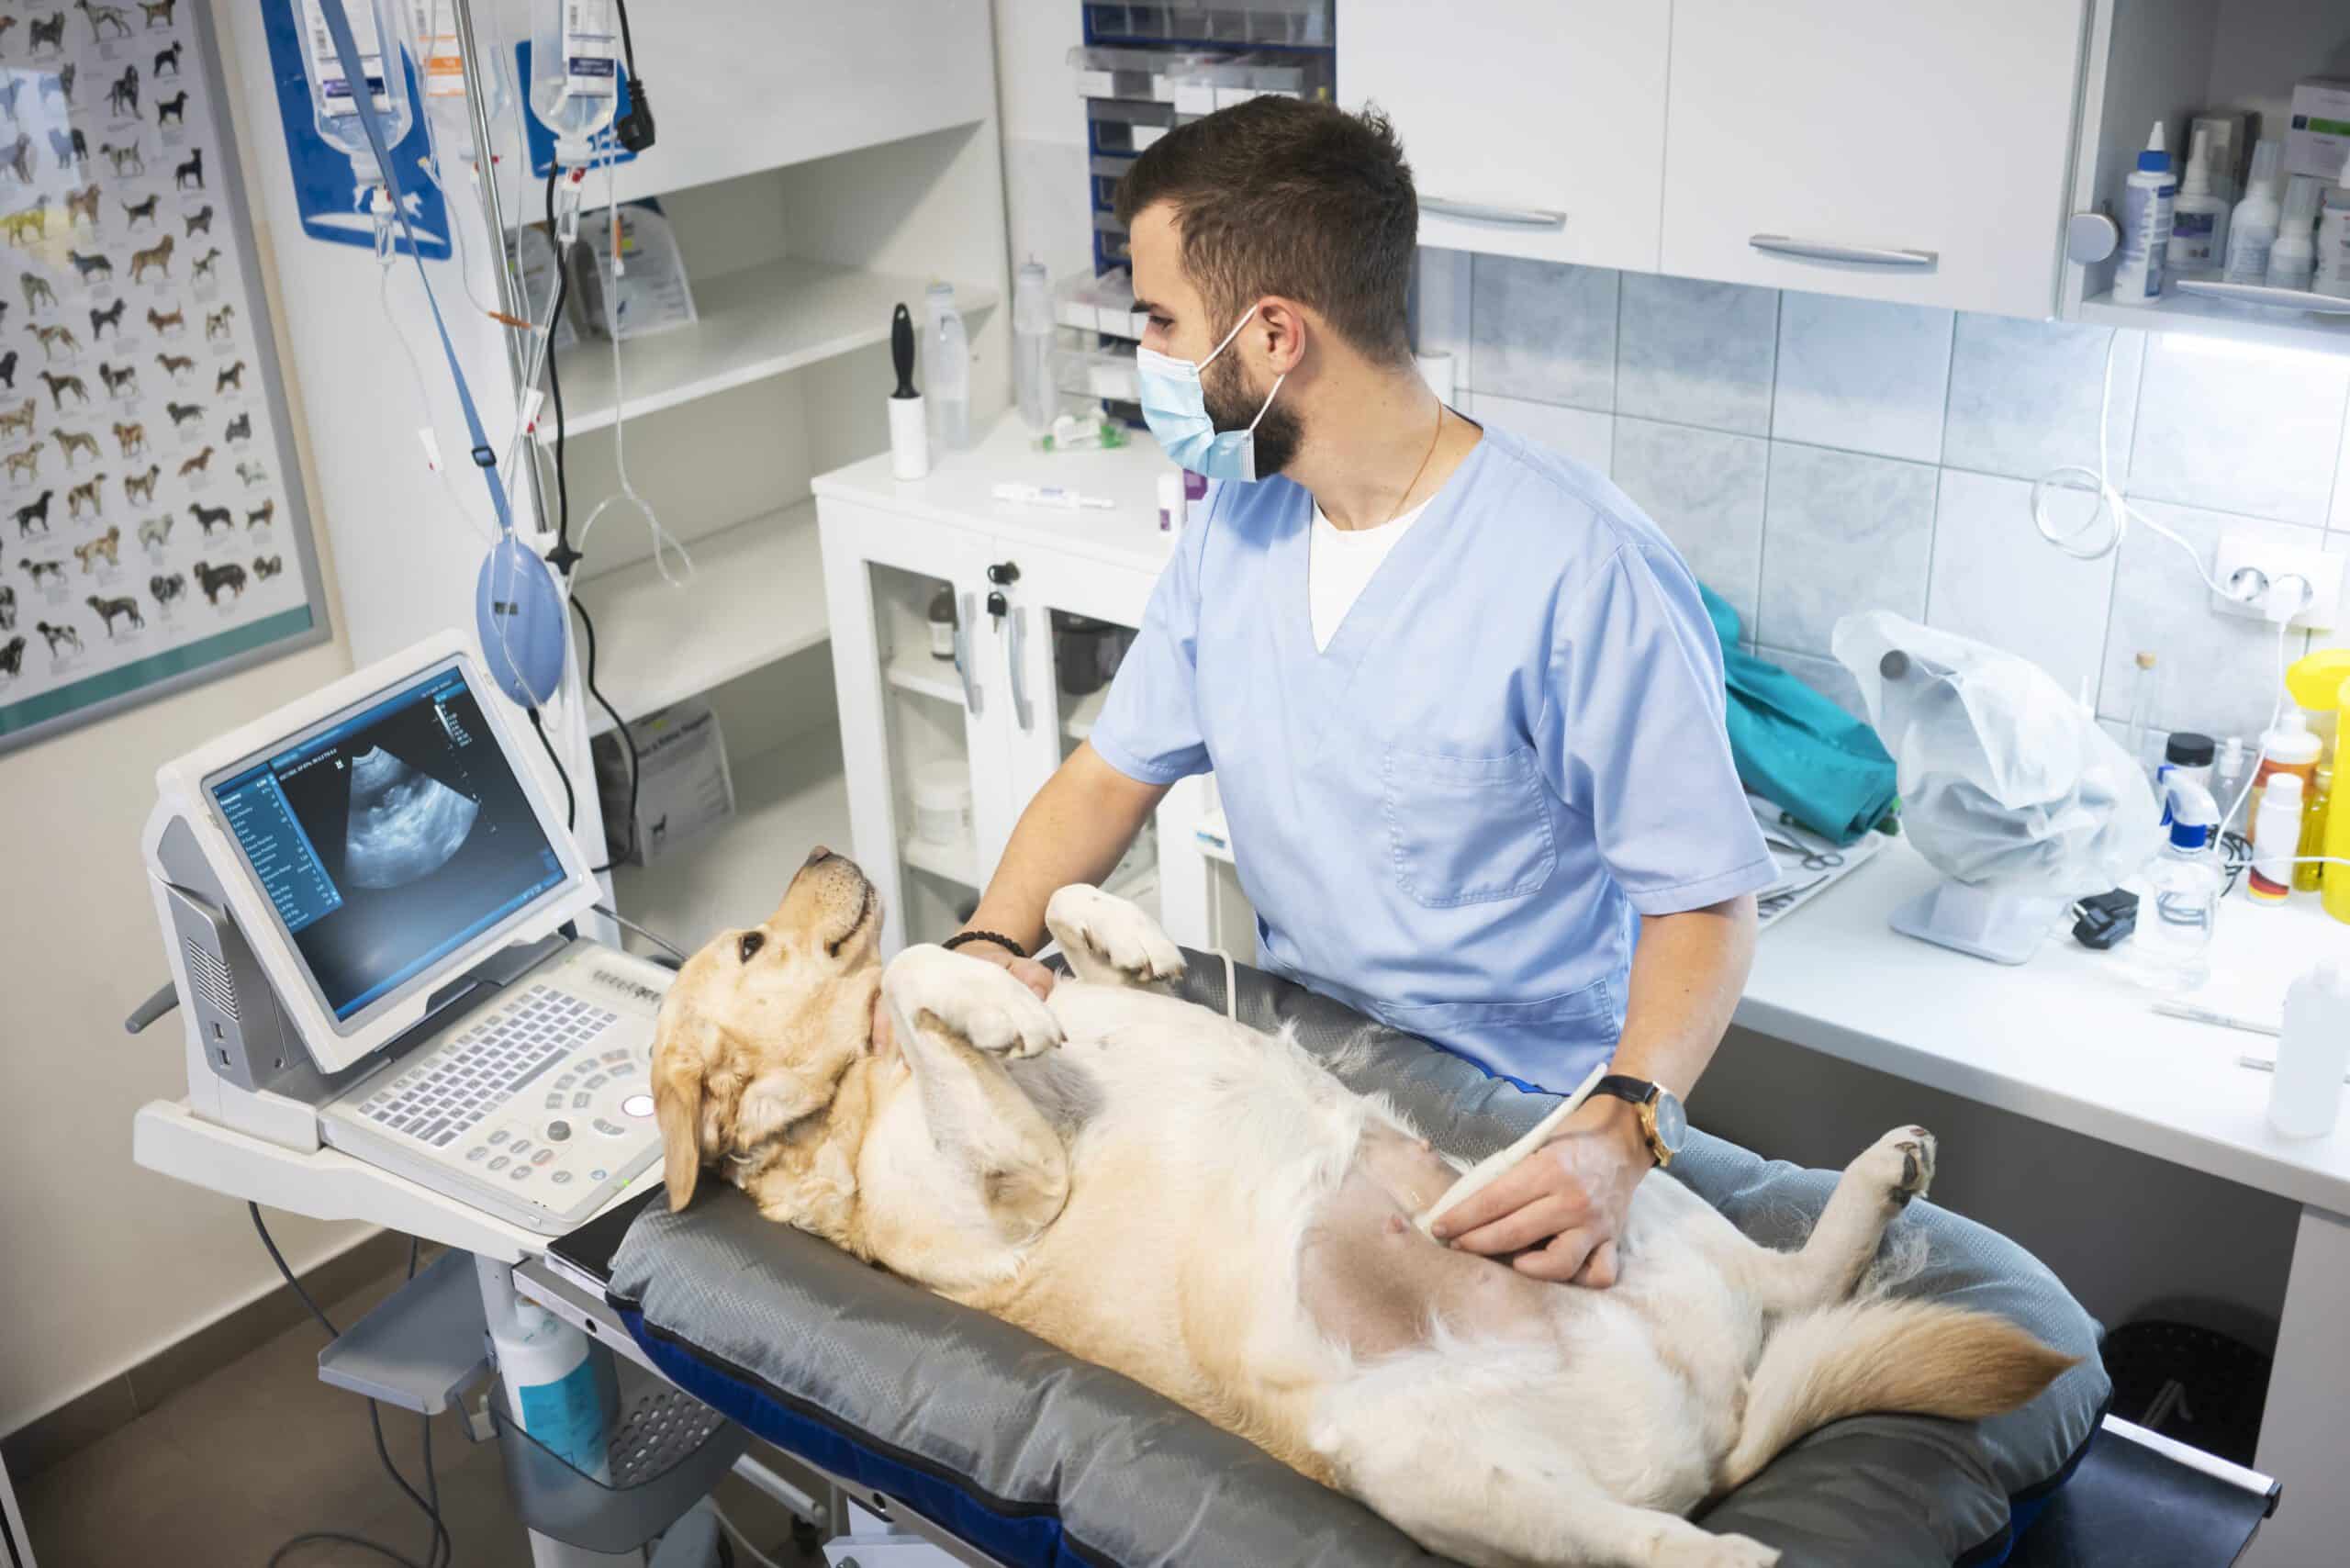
1590,1075,1688,1169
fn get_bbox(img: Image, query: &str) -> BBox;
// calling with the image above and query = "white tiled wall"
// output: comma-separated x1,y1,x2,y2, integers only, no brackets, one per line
1427,250,2350,747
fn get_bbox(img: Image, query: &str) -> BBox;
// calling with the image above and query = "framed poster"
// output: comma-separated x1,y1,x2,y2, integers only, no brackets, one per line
0,0,328,754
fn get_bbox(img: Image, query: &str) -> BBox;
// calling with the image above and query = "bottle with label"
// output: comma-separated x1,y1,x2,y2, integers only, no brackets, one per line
297,0,415,189
2314,151,2350,301
2167,125,2231,274
2249,709,2322,842
2222,140,2285,285
2268,175,2323,292
2248,772,2304,903
924,283,971,453
2112,123,2177,305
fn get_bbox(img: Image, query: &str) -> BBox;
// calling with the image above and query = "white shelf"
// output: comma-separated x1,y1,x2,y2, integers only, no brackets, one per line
901,827,980,889
543,257,1000,442
1060,686,1108,741
2076,287,2350,357
609,733,853,958
885,655,966,705
576,498,825,738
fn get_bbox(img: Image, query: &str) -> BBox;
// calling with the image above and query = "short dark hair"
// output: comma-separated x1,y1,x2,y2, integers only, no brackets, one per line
1114,97,1416,367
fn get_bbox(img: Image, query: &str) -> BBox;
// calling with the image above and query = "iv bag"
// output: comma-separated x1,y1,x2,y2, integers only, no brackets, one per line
297,0,415,185
529,0,620,166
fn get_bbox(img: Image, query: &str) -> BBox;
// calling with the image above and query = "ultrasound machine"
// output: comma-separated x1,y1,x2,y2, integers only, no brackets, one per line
134,629,676,1239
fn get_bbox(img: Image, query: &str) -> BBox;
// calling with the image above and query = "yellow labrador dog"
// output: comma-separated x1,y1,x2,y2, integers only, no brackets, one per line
653,849,2071,1568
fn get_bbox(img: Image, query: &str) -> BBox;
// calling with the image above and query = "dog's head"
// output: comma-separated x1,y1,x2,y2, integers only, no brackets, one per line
651,847,884,1217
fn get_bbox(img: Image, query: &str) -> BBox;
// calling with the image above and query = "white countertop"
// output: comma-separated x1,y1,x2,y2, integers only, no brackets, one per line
812,412,1181,573
1744,838,2350,1215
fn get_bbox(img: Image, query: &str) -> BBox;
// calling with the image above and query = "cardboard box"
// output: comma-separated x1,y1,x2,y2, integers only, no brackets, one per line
2286,79,2350,180
591,700,735,867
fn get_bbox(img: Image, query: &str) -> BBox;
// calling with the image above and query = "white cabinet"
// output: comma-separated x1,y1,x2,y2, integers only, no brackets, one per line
814,420,1203,955
1341,0,1671,271
1660,0,2089,317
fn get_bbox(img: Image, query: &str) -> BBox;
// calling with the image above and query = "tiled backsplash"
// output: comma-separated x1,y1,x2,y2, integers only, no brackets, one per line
1415,251,2350,749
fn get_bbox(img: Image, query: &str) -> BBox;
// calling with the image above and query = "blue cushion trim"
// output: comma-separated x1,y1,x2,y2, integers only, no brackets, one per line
620,1305,1104,1568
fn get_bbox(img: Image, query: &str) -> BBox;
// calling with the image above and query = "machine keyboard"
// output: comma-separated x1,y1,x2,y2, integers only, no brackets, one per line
358,984,621,1148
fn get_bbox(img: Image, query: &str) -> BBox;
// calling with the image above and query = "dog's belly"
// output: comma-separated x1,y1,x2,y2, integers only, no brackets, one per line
1299,1126,1561,1360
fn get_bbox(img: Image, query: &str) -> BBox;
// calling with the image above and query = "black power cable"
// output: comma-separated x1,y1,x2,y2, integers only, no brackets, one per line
610,0,655,153
571,592,642,872
526,704,576,830
540,167,579,578
250,1204,451,1568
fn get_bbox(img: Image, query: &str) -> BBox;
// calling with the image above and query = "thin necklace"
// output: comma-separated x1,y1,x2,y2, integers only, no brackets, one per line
1376,404,1446,531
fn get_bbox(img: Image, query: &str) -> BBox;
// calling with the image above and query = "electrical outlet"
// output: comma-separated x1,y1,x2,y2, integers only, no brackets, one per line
2210,530,2345,631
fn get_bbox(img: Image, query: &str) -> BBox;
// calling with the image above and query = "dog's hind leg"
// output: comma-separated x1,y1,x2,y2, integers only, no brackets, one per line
1703,1125,1938,1316
1045,881,1185,989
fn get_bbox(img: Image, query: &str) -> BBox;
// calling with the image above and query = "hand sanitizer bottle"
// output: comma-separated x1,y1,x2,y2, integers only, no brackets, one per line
2112,123,2176,305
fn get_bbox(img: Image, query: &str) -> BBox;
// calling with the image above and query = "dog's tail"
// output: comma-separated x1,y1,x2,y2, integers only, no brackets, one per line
1718,1298,2076,1493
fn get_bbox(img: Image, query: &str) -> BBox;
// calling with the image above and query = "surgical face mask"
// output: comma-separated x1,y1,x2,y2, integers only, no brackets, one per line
1136,305,1287,483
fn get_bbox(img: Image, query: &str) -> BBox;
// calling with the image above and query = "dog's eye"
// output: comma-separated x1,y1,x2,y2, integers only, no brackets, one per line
737,931,765,964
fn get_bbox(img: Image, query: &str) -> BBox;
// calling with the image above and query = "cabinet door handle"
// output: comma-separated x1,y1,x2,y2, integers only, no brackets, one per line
1005,604,1035,734
1748,234,1938,267
1421,196,1566,229
953,590,982,717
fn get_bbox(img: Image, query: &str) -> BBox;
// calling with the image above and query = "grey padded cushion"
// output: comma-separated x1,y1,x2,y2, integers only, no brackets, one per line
611,952,2109,1567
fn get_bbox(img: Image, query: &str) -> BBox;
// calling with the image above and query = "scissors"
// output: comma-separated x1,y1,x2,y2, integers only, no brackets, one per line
1760,826,1843,871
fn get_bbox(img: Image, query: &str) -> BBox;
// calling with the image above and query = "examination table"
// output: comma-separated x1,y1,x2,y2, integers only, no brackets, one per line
548,952,2278,1567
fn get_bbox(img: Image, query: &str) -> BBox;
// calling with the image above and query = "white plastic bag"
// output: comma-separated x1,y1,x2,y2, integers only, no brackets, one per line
1832,612,2160,900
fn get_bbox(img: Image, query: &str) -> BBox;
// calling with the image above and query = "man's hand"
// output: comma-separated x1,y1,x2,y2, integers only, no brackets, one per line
869,939,1056,1054
1430,1097,1653,1286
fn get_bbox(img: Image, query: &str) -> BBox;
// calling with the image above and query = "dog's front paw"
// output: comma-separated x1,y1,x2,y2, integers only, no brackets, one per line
1046,882,1186,985
885,945,1063,1059
1855,1124,1936,1206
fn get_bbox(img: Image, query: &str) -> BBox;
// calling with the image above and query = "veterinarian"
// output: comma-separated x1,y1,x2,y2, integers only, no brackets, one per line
920,99,1775,1289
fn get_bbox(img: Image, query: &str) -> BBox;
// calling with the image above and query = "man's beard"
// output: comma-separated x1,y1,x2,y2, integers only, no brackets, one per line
1203,351,1303,478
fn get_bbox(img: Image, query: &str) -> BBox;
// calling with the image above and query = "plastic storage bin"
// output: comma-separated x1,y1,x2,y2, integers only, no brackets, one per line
1054,342,1141,403
491,1357,750,1552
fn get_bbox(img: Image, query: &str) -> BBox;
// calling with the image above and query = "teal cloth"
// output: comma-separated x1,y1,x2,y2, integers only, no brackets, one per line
1702,586,1897,846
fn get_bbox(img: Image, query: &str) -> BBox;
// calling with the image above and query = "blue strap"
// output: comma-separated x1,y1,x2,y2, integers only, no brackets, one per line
315,0,515,538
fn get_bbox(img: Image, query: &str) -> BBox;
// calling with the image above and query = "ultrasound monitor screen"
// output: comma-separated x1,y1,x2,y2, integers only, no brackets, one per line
208,662,568,1022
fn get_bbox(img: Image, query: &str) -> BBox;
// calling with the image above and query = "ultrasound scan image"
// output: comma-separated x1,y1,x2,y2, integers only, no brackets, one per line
341,745,480,890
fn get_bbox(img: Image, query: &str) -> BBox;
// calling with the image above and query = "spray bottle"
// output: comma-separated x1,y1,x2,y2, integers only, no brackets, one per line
2130,773,2221,990
2112,123,2177,305
2269,176,2323,292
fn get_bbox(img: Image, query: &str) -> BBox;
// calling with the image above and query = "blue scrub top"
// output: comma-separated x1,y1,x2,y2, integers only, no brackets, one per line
1089,422,1774,1092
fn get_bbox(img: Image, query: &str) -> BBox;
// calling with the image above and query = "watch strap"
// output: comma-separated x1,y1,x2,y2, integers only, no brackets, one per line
1590,1074,1660,1109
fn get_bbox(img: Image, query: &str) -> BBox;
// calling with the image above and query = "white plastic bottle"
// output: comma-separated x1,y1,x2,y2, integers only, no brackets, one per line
2268,175,2322,292
1013,260,1056,434
924,282,971,453
2111,123,2177,305
2314,151,2350,301
2268,961,2350,1139
528,0,619,167
2248,772,2305,903
2222,140,2284,285
2167,125,2231,274
493,1297,614,1482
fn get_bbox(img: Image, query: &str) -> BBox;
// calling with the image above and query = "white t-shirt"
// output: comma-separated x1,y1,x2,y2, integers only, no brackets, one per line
1309,499,1430,652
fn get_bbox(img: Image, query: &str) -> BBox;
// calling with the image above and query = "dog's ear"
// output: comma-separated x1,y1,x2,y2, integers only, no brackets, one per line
652,1005,717,1213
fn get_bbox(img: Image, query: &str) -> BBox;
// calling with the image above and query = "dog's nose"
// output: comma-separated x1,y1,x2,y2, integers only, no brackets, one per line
804,846,834,868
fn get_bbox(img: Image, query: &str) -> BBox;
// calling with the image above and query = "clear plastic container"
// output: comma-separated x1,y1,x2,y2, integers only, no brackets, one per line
912,762,972,846
2127,822,2221,991
1053,342,1140,403
296,0,415,187
1014,260,1057,432
924,283,971,452
402,0,511,157
529,0,620,166
1057,268,1148,339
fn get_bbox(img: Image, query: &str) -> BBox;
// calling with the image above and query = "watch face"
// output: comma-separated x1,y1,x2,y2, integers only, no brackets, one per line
1652,1089,1689,1153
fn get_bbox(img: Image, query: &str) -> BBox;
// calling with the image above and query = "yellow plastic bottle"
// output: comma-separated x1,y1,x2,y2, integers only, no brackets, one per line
2287,647,2350,766
2327,679,2350,924
2300,765,2332,892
